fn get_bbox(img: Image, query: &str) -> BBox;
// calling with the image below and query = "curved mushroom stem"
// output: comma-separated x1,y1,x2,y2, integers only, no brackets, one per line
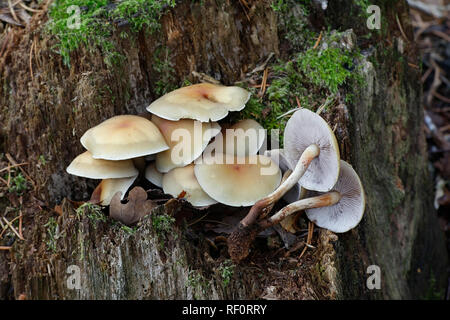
228,190,341,263
259,191,341,229
241,144,320,227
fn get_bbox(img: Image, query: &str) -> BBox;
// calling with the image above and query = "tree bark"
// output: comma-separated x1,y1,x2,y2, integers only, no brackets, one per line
0,0,447,299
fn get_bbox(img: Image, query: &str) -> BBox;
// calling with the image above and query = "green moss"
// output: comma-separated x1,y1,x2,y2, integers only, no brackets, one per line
186,269,210,299
152,213,176,249
218,260,234,287
5,172,28,195
46,0,176,67
233,34,363,143
44,217,59,253
297,47,354,94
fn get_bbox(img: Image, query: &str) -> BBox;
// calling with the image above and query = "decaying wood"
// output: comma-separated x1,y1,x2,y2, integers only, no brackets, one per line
0,0,447,299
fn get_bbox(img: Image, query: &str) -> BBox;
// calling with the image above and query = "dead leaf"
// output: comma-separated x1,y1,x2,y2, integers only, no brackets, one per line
109,186,156,226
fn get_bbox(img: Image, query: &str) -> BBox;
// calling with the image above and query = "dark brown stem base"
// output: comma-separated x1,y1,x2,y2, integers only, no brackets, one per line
227,223,262,263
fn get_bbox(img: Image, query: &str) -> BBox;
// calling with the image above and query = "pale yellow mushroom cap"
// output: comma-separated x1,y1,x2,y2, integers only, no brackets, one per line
146,83,251,122
152,115,221,173
144,162,163,187
66,151,138,179
92,175,138,206
162,164,217,207
80,115,169,160
194,154,282,207
205,119,265,156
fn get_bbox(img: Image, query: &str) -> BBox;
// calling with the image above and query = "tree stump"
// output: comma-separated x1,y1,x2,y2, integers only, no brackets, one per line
0,0,447,299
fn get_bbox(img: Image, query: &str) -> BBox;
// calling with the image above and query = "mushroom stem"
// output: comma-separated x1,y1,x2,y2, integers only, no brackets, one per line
227,191,341,263
259,191,342,229
241,144,320,226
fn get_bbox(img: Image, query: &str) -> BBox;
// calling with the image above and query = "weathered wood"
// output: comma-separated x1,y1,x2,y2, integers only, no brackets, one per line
0,0,447,299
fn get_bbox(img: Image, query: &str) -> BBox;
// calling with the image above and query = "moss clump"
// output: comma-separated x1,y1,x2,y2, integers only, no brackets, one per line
233,35,362,142
218,260,234,287
297,47,353,94
46,0,175,66
5,171,28,195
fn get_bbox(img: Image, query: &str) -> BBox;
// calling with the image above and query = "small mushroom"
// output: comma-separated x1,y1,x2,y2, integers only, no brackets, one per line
80,115,169,160
151,115,221,173
91,175,138,206
66,151,138,179
194,153,282,207
206,119,265,156
145,162,163,188
304,160,365,233
146,83,251,122
162,164,217,207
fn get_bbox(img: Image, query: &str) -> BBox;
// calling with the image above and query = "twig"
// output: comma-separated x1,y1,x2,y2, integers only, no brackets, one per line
298,221,314,260
0,216,18,238
295,96,301,108
7,0,19,23
5,153,35,190
19,1,43,13
2,217,24,240
29,38,34,80
396,14,410,42
259,68,269,97
19,209,23,239
0,162,29,174
313,31,323,49
0,246,11,251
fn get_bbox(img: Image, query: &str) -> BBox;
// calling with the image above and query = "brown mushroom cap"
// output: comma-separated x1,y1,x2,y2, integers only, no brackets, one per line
305,160,365,233
144,162,163,187
162,164,217,207
284,108,340,192
151,115,221,173
194,154,282,207
91,175,138,206
146,83,251,122
80,115,169,160
66,151,138,179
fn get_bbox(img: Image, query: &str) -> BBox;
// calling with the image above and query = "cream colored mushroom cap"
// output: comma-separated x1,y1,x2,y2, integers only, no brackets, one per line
145,162,163,187
146,83,251,122
306,160,365,233
152,115,221,173
80,115,169,160
66,151,138,179
162,164,217,207
207,119,265,156
194,154,282,207
94,175,138,206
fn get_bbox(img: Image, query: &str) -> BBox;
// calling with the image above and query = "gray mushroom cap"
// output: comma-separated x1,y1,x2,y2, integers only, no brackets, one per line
305,160,365,233
283,108,340,192
264,149,300,203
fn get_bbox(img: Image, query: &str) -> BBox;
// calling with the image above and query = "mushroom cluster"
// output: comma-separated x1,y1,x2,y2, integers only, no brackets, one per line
66,83,365,262
228,108,366,262
66,83,281,209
